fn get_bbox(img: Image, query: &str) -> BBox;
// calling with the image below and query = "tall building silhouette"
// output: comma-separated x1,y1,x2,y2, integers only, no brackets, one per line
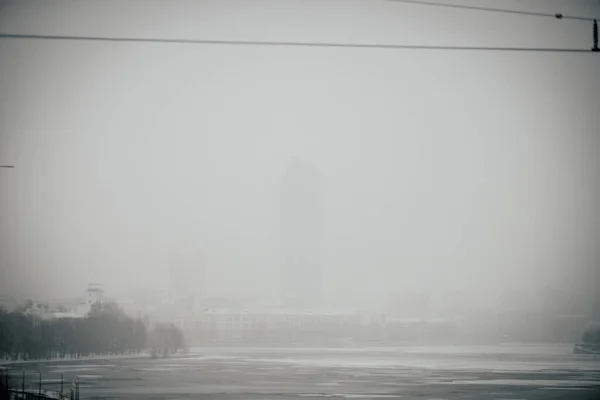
169,250,204,306
280,159,322,307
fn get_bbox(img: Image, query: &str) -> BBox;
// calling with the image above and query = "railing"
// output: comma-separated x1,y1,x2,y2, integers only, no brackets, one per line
1,370,79,400
7,388,61,399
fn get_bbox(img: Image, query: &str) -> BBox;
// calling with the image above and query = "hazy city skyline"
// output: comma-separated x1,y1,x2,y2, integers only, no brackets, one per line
0,0,599,314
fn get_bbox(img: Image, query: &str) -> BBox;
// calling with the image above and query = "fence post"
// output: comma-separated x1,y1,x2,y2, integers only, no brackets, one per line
21,370,25,396
38,371,41,397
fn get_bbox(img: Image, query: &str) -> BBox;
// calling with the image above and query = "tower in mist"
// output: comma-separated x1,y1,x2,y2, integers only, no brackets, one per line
169,250,204,307
280,159,322,308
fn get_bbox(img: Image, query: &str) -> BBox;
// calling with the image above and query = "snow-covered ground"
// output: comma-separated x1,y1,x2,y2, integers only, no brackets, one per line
3,344,599,399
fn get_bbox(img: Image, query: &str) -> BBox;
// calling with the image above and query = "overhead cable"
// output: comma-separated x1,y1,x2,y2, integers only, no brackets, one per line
388,0,597,22
0,33,596,53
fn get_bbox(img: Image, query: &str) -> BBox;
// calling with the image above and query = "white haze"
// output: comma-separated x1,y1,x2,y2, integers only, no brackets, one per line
0,0,598,313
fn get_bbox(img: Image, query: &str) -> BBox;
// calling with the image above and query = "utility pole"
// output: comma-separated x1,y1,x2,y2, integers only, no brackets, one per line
593,19,599,52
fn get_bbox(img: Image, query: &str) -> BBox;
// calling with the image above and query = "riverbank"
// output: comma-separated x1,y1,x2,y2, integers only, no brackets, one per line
0,352,151,367
1,342,581,367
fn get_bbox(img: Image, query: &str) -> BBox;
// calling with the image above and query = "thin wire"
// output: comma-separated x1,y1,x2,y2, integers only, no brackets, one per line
0,166,15,168
0,33,595,52
388,0,597,21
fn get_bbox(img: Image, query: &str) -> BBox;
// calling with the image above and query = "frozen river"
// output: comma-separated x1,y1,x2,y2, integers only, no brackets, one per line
7,344,600,399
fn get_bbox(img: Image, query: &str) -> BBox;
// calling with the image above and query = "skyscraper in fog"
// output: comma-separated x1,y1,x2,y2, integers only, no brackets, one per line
280,159,322,307
169,250,204,304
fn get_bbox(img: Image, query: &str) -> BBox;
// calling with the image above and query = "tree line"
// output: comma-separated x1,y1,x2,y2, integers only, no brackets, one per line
0,301,183,361
581,323,600,344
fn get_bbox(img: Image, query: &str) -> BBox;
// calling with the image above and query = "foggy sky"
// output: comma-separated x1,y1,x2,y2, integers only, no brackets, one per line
0,0,599,311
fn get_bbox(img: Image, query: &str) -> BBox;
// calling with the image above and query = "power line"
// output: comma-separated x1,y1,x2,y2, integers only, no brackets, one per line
388,0,597,22
0,33,596,52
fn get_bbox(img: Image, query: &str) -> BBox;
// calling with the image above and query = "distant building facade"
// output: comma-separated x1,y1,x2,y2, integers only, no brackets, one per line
152,307,381,346
169,251,205,312
86,283,104,305
279,159,322,307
